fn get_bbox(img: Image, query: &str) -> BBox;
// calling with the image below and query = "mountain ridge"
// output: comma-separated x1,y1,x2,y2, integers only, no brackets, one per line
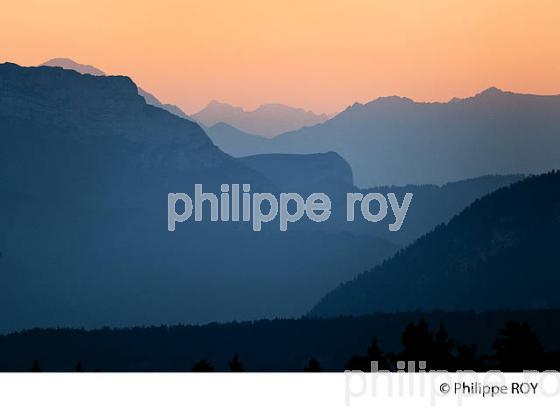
193,100,331,138
40,57,191,120
309,171,560,317
252,88,560,187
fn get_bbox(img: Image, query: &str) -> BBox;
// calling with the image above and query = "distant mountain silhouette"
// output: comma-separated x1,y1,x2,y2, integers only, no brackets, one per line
192,100,330,138
42,58,105,76
309,171,560,317
136,88,190,119
0,62,399,332
239,152,353,192
203,122,271,156
41,58,191,119
224,88,560,187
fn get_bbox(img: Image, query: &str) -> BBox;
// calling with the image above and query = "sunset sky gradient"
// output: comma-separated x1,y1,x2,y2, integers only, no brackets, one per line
1,0,559,114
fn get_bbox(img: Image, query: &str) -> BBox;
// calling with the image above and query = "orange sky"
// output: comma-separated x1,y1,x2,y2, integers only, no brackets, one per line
1,0,559,114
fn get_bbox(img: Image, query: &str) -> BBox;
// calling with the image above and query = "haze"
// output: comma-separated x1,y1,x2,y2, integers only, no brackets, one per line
1,0,559,113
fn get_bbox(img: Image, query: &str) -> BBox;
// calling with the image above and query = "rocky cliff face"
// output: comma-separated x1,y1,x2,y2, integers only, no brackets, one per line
40,58,192,119
0,63,237,171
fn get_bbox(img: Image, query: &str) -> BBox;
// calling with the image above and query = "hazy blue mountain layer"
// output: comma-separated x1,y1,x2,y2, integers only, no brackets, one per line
193,100,330,137
222,88,560,187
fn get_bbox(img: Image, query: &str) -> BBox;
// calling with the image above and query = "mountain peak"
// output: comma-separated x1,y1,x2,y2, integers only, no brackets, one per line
476,86,506,97
370,95,414,105
193,101,329,137
204,99,241,110
337,96,414,119
41,58,106,76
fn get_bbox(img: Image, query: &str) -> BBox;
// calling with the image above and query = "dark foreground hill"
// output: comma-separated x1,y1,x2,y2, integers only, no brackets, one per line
310,171,560,317
350,174,524,245
1,310,560,371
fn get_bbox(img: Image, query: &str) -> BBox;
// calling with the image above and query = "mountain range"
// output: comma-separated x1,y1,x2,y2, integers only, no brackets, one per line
43,59,560,191
41,58,331,138
0,62,399,332
1,61,553,334
207,88,560,187
192,100,330,138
